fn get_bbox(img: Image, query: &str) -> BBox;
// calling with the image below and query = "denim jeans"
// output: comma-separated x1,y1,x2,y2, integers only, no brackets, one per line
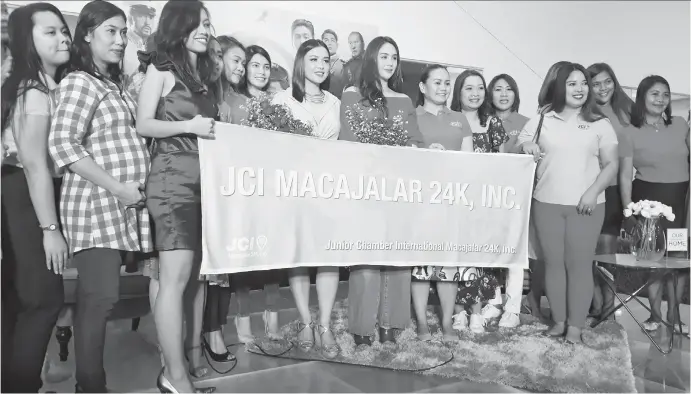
347,266,411,336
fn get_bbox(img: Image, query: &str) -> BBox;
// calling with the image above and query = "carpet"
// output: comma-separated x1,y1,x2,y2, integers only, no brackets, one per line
247,299,637,393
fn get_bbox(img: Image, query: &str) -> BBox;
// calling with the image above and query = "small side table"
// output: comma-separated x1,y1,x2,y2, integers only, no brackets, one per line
591,253,689,354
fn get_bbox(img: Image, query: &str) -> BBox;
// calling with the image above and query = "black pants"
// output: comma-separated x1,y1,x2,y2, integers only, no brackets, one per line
1,166,64,393
204,284,231,333
72,248,123,393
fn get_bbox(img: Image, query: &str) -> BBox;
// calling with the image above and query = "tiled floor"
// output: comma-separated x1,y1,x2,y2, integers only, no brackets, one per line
40,283,689,393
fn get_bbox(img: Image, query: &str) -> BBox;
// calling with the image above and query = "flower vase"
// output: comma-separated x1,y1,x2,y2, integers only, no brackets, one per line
630,217,666,262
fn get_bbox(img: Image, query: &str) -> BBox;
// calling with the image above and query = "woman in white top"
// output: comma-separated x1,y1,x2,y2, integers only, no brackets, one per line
1,4,71,391
271,39,341,359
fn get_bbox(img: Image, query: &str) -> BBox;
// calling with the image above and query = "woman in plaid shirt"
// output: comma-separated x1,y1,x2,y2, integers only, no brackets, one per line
48,2,151,392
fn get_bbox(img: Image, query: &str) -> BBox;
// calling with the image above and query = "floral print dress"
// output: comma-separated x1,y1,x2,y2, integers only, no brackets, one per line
411,114,506,308
472,115,509,153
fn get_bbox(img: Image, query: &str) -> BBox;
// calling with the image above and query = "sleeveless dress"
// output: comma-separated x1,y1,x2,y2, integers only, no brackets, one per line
141,51,219,252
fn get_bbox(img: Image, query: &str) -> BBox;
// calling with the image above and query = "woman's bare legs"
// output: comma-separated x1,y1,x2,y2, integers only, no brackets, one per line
316,267,339,347
155,250,195,393
592,234,617,317
148,278,165,367
411,280,431,338
436,282,457,340
183,255,207,377
289,268,314,344
526,259,546,318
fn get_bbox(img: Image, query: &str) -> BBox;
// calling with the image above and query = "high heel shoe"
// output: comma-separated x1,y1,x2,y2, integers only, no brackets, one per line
184,347,210,378
263,310,283,341
156,368,216,393
295,321,315,351
201,336,236,363
315,323,340,359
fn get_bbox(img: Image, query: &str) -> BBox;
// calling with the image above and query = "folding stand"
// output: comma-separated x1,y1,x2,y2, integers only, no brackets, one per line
591,254,689,355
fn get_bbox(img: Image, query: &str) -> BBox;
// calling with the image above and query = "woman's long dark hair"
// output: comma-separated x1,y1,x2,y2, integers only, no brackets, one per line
488,73,520,114
538,61,569,110
586,62,633,126
240,45,271,98
217,35,245,93
292,39,330,102
358,36,403,116
69,0,125,83
200,35,221,102
151,0,210,86
1,2,71,128
630,75,673,128
450,69,491,127
415,64,447,107
547,62,604,123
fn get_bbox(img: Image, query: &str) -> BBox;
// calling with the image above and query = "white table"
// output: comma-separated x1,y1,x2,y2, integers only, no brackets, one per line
592,254,690,354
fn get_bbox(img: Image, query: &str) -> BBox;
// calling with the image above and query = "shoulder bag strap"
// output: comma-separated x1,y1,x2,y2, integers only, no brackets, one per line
533,114,545,143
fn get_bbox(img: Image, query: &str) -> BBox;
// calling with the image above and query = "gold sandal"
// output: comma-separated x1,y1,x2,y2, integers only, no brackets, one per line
295,321,315,352
315,324,339,359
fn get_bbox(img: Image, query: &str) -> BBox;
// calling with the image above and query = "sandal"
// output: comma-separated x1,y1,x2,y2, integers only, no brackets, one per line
295,321,315,352
185,347,209,379
315,324,340,359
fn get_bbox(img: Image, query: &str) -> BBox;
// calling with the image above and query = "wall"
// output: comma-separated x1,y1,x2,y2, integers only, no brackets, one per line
14,1,689,117
210,1,544,116
218,1,690,117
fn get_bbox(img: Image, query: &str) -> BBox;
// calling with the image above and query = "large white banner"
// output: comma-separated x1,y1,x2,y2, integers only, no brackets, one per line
199,124,536,274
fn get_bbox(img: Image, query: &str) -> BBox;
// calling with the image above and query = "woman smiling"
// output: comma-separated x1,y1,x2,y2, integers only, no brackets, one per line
517,62,618,345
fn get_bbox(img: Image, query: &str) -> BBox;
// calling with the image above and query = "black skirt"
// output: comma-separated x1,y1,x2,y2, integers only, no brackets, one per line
601,185,624,236
631,179,689,231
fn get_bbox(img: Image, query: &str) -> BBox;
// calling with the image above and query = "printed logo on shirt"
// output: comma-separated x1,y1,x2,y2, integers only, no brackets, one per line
578,124,590,130
509,129,520,136
428,143,446,150
450,121,463,128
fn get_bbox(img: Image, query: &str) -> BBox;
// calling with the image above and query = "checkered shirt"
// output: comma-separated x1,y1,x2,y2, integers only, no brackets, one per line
49,71,152,254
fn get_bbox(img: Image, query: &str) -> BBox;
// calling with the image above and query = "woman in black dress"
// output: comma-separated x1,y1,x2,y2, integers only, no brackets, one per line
136,1,216,392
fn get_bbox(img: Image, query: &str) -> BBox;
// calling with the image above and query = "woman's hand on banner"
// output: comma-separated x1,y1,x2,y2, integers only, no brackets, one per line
521,142,543,162
186,114,216,139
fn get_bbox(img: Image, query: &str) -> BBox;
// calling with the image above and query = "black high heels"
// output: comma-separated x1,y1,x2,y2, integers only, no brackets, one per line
201,336,236,363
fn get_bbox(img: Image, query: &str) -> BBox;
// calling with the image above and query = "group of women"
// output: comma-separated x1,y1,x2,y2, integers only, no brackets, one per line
1,0,689,393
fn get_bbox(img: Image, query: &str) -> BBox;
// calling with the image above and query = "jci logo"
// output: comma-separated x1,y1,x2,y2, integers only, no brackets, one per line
226,235,268,252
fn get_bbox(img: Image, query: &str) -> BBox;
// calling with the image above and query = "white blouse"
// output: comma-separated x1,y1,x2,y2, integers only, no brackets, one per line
271,89,340,140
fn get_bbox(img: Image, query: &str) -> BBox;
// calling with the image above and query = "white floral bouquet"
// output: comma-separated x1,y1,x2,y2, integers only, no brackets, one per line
623,200,675,222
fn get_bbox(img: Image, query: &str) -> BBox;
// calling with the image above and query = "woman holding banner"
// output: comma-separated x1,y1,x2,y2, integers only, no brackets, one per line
136,1,217,392
410,64,473,340
485,73,530,328
339,36,424,346
271,39,341,358
517,62,618,345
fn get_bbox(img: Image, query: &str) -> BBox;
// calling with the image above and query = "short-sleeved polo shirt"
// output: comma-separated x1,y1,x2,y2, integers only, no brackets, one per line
500,112,530,153
619,116,690,183
517,111,618,206
416,106,472,151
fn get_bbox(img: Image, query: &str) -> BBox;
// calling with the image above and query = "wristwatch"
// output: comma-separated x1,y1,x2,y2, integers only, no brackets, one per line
40,224,58,231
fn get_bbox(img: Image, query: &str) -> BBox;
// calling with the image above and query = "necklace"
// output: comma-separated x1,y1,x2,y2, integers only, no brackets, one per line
646,117,664,132
304,91,326,104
